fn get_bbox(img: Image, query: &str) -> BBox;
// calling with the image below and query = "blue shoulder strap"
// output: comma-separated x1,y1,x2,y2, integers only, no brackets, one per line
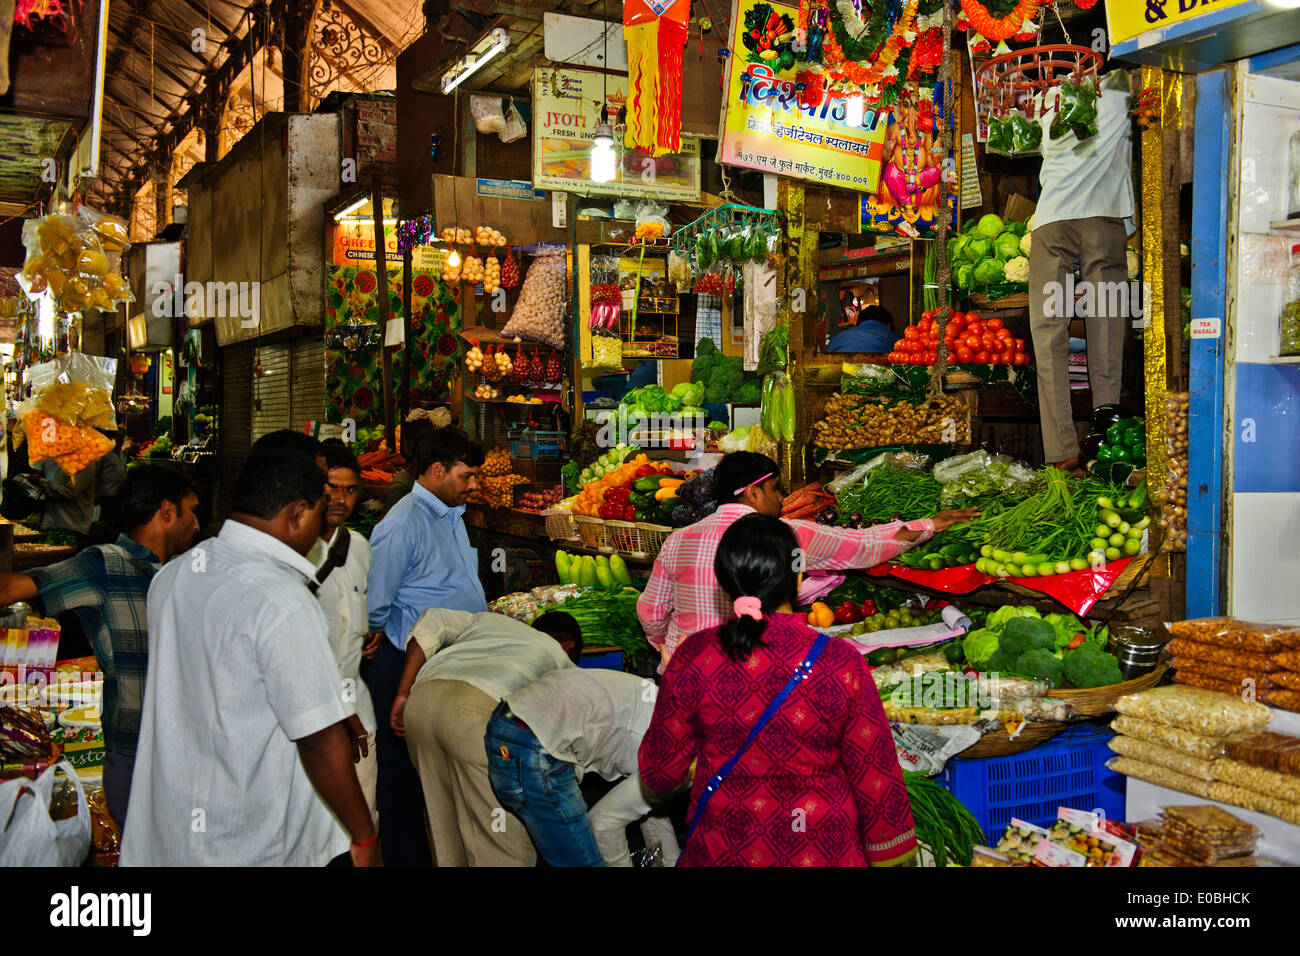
682,632,832,852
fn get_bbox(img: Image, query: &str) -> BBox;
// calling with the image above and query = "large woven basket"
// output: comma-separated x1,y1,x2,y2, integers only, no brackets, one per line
1052,663,1169,717
636,523,673,559
961,721,1067,758
575,516,607,550
604,520,640,555
543,510,579,542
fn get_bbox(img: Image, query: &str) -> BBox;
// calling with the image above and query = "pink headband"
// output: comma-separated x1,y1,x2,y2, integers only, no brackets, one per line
735,472,774,496
733,597,763,620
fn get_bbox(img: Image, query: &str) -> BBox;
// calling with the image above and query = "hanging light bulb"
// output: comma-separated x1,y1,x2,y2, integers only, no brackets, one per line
591,105,616,183
447,248,461,268
845,95,864,128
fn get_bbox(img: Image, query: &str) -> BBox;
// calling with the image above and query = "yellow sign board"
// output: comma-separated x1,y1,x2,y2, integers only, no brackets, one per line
718,0,888,193
531,67,702,201
1106,0,1252,45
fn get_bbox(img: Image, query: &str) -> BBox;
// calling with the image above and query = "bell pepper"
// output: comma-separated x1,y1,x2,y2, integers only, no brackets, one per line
654,486,679,502
834,601,863,624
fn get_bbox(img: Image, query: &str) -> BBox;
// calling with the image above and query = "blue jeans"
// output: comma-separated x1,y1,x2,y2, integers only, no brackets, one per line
484,706,604,867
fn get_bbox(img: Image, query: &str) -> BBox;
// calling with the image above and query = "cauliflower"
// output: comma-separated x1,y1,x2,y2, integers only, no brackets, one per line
1019,232,1032,256
1126,246,1141,279
1026,214,1034,231
1004,256,1030,283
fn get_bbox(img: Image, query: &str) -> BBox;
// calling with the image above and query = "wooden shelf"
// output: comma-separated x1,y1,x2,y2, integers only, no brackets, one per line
1269,218,1300,233
460,326,565,348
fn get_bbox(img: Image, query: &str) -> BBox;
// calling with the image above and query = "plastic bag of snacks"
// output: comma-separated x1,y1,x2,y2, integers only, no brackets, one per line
1166,639,1281,671
501,251,567,348
1166,617,1300,652
16,354,118,476
18,209,133,314
1108,735,1217,781
1114,686,1272,737
1159,391,1188,551
1111,715,1226,761
1106,755,1212,798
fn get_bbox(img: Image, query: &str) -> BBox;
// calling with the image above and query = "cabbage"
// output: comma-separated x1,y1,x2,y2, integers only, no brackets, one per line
994,233,1022,261
955,263,975,289
951,234,971,263
719,426,751,453
965,236,993,262
975,213,1005,238
962,628,1001,667
974,258,1005,285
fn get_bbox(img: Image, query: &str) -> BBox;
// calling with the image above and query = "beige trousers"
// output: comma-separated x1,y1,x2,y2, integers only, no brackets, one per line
356,732,379,827
405,679,536,867
1028,216,1129,464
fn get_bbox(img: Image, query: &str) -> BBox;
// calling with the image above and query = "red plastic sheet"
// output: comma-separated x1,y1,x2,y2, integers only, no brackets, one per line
869,556,1137,615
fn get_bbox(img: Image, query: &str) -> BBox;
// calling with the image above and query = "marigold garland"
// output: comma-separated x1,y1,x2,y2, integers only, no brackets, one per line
960,0,1040,41
825,0,919,88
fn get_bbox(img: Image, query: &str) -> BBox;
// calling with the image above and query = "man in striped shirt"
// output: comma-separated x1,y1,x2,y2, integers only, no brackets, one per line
636,452,978,665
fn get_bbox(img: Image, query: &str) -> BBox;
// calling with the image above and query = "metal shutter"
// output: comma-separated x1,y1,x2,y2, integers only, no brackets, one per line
221,345,253,514
251,343,291,441
290,336,326,431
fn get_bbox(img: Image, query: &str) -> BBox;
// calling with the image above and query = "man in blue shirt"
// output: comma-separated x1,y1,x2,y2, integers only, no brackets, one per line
364,427,486,865
825,305,898,353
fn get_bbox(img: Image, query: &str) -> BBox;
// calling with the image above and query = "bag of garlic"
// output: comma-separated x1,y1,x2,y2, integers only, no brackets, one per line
500,252,568,349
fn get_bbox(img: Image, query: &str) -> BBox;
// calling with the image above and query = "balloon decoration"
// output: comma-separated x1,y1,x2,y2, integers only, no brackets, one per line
623,0,692,156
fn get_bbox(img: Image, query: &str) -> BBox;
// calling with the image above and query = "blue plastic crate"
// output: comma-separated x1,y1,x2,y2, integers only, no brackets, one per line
579,649,624,671
936,723,1126,847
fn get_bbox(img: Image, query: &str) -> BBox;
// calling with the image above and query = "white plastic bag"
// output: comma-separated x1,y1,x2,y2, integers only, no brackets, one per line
470,94,506,134
500,99,527,144
0,760,91,866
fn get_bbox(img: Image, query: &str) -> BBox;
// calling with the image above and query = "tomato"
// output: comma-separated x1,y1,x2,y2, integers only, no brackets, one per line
966,319,983,335
921,310,936,323
986,317,1004,331
911,352,926,364
981,333,997,350
944,328,959,343
1001,349,1015,364
922,353,937,365
963,334,982,350
894,339,908,352
975,350,991,364
925,334,939,349
1014,351,1029,365
904,325,920,340
955,345,973,364
1014,338,1026,351
948,313,965,332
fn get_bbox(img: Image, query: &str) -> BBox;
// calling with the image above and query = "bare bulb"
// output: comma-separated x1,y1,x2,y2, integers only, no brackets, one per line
447,249,461,268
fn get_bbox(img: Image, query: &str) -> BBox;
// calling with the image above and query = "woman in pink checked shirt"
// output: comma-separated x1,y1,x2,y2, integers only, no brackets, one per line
635,452,978,667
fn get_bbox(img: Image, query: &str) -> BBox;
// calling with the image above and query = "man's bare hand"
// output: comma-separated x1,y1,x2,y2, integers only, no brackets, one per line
362,631,385,660
391,691,409,738
345,714,368,763
931,507,981,533
350,837,382,867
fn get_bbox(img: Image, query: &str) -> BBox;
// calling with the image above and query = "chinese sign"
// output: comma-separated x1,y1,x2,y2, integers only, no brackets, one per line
718,0,888,193
531,67,702,201
331,223,443,271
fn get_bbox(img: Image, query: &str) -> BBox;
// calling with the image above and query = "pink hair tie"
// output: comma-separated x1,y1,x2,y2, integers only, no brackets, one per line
733,596,763,620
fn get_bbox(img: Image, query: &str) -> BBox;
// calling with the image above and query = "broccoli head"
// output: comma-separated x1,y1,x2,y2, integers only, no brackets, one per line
738,379,762,404
696,337,718,356
1061,644,1123,689
1013,648,1064,688
999,617,1057,657
985,648,1017,674
691,352,719,384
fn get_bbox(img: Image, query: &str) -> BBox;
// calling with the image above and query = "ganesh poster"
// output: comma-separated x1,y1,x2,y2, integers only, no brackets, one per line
718,0,889,192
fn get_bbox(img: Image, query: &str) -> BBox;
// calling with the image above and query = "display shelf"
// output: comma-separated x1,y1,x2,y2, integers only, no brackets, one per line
1265,354,1300,363
460,325,565,347
1269,217,1300,232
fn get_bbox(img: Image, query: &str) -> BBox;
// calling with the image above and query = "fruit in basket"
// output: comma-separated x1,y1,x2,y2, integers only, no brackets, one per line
518,487,564,512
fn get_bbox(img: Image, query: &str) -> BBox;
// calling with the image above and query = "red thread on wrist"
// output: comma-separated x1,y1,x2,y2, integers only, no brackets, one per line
352,830,379,848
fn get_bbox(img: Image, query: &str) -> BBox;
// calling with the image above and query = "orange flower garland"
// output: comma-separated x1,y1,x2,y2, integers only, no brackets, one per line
960,0,1040,41
818,0,919,88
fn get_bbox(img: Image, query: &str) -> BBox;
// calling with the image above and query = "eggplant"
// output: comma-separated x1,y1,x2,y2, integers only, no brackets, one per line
818,507,838,525
1079,432,1105,463
1090,403,1136,433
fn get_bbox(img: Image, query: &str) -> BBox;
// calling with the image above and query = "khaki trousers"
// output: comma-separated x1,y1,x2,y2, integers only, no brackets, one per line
405,679,537,867
1028,216,1129,464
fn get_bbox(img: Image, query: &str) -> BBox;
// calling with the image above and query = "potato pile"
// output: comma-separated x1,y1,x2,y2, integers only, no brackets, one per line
500,252,567,348
1158,391,1189,552
813,393,970,449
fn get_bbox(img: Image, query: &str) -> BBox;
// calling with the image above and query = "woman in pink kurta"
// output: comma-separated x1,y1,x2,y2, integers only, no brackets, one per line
638,513,918,867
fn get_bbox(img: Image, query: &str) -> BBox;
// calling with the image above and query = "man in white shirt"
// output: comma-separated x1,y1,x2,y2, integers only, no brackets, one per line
488,664,681,867
310,442,377,823
1029,68,1137,468
390,609,575,866
122,446,379,867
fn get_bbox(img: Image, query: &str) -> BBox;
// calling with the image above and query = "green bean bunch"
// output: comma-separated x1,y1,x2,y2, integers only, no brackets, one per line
904,771,987,867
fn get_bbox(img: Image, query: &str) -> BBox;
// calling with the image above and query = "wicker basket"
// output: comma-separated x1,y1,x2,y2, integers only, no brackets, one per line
604,520,640,555
636,523,673,559
962,721,1067,758
997,551,1158,602
1052,663,1169,717
543,510,579,542
575,516,607,550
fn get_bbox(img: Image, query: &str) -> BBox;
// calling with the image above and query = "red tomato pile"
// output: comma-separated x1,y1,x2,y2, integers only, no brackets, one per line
886,310,1031,367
